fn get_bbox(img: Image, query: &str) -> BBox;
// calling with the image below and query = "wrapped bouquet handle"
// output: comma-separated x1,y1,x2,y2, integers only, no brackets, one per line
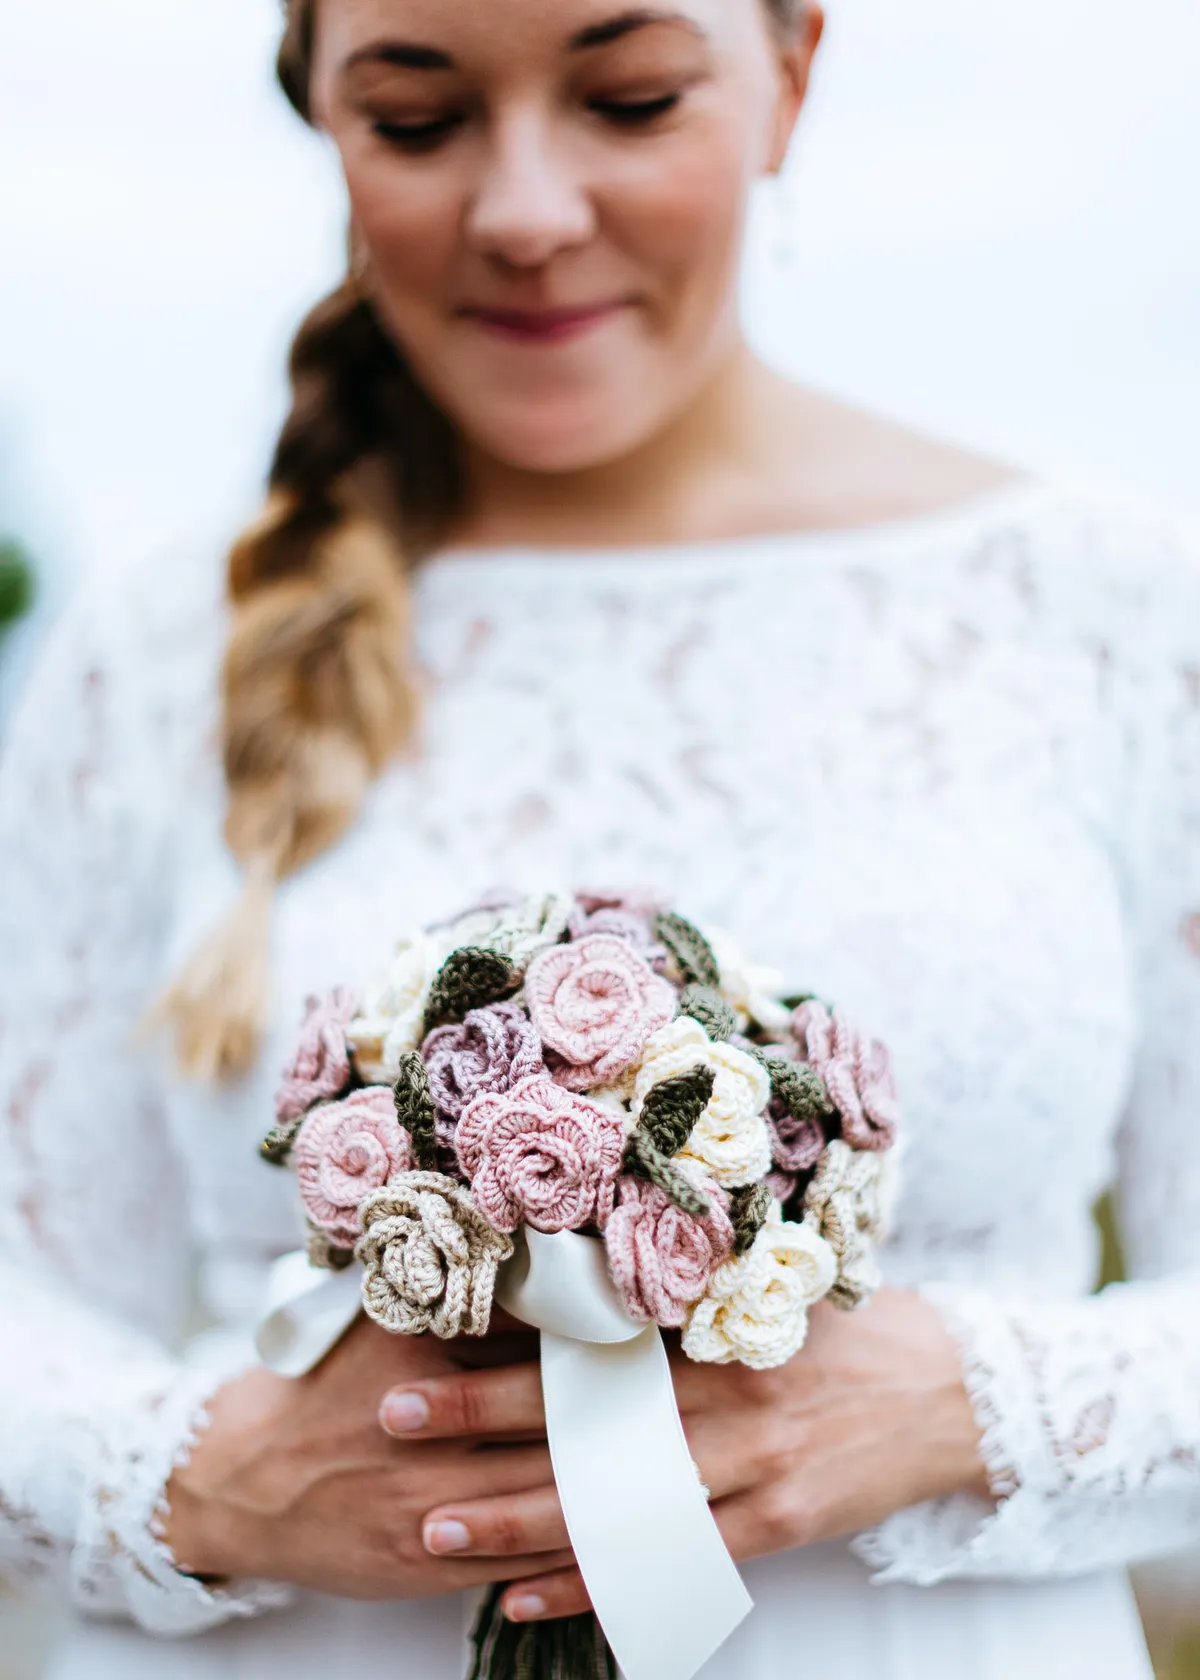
255,1232,752,1680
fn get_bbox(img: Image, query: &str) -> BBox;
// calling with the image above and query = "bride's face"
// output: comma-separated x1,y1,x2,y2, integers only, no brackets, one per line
311,0,819,473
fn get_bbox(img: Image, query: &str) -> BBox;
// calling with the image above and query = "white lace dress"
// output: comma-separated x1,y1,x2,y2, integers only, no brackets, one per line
3,477,1199,1680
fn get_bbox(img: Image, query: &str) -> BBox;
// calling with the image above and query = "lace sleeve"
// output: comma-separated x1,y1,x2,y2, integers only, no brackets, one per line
853,507,1200,1584
0,555,290,1632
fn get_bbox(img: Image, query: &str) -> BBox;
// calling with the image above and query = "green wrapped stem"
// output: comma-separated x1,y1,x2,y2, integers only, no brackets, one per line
469,1586,618,1680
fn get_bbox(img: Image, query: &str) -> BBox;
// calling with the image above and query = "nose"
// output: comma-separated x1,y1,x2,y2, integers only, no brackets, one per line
464,106,595,268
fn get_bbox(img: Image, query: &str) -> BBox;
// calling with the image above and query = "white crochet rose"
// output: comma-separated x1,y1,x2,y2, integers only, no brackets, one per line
802,1139,901,1309
632,1017,772,1188
682,1211,837,1370
706,927,793,1039
346,932,446,1082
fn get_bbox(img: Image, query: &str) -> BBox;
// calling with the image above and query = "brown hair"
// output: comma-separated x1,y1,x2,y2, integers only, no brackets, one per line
161,0,807,1079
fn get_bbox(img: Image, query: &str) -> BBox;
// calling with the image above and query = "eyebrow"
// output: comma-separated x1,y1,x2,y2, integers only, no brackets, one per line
343,9,705,74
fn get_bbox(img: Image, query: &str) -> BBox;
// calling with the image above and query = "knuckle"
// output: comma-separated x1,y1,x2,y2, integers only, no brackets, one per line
486,1508,529,1555
750,1416,802,1483
448,1374,491,1435
382,1515,427,1571
756,1483,806,1552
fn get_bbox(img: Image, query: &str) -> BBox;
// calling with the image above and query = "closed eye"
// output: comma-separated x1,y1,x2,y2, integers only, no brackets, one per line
374,114,466,150
590,93,682,124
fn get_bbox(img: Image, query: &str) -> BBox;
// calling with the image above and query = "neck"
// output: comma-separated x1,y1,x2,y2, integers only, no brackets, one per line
449,342,793,551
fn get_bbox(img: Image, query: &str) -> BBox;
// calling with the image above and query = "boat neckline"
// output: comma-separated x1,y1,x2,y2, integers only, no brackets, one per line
428,473,1050,571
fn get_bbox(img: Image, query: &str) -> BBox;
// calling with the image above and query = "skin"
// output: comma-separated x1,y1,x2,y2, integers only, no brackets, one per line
166,0,1014,1618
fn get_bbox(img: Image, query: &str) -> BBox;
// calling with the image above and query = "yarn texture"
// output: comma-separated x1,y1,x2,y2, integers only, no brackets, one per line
526,934,676,1092
293,1086,413,1248
347,933,446,1082
391,1050,440,1171
423,1000,545,1130
273,986,358,1125
605,1173,733,1326
683,1213,837,1370
633,1017,772,1188
803,1139,900,1309
791,1001,899,1151
456,1074,626,1233
421,947,521,1037
358,1172,514,1337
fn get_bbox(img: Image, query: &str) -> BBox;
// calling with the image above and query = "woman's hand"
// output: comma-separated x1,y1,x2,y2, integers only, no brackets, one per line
162,1315,570,1600
381,1288,989,1621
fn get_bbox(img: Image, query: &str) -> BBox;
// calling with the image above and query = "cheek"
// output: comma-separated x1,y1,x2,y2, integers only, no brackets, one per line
606,138,750,290
342,149,462,321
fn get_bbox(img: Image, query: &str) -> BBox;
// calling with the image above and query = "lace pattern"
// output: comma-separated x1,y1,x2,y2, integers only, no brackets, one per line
2,481,1200,1632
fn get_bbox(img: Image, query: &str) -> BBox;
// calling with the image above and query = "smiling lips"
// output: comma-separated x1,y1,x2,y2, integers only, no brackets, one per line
461,301,625,343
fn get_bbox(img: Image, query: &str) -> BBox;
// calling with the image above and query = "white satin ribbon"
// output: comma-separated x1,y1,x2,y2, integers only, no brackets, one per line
255,1232,751,1680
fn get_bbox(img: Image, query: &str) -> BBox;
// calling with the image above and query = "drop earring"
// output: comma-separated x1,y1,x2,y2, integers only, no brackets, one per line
770,166,799,276
347,226,373,298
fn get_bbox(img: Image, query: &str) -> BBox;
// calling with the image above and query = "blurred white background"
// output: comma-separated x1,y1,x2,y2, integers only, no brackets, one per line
1,0,1198,1673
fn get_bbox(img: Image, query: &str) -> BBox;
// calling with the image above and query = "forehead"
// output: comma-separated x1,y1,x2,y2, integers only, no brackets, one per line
316,0,749,67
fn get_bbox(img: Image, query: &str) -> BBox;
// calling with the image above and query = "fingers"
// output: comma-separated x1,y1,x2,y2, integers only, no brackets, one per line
497,1491,770,1624
421,1407,764,1570
423,1483,569,1560
424,1441,557,1505
381,1362,545,1442
500,1566,592,1623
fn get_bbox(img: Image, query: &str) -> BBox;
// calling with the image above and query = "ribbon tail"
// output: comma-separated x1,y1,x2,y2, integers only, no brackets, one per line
540,1325,752,1680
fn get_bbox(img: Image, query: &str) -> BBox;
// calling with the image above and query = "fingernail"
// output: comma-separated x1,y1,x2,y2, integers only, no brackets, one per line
380,1391,429,1434
505,1595,546,1623
423,1519,470,1555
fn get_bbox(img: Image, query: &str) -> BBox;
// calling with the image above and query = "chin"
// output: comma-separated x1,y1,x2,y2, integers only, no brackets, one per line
465,395,663,476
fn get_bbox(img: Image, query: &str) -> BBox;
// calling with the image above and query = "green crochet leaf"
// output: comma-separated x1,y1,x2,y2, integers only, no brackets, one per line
763,1055,833,1124
469,1584,619,1680
678,982,736,1042
393,1051,439,1170
625,1131,712,1217
639,1064,715,1156
258,1114,305,1167
422,946,520,1036
729,1183,772,1256
653,911,721,990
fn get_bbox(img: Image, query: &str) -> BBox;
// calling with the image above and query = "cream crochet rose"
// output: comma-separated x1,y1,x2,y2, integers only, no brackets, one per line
802,1138,901,1309
682,1211,837,1370
632,1016,772,1188
346,932,447,1082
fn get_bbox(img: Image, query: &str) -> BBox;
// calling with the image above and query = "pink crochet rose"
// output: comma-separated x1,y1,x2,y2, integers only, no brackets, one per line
791,1001,899,1151
525,934,676,1092
605,1174,734,1328
422,1002,545,1123
274,987,358,1126
456,1074,626,1234
294,1086,413,1248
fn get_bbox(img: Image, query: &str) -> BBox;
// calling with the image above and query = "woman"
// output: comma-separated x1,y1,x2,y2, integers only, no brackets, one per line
1,0,1197,1675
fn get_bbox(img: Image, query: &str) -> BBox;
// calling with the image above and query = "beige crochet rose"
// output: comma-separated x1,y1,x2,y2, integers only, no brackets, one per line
802,1139,900,1309
439,889,575,970
632,1017,772,1188
682,1211,837,1371
357,1172,514,1338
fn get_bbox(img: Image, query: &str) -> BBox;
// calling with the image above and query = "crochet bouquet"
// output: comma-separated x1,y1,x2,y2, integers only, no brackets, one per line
260,889,900,1680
